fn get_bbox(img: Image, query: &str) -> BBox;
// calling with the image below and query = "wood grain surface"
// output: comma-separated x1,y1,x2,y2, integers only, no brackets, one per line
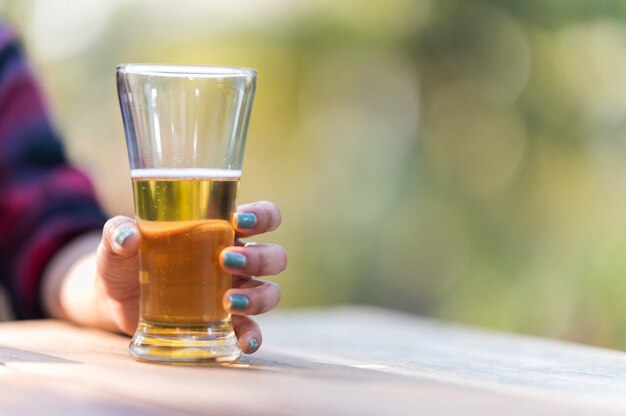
1,306,625,415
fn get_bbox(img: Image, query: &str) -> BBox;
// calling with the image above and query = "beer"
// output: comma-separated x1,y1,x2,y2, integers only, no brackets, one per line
118,64,256,363
131,168,239,330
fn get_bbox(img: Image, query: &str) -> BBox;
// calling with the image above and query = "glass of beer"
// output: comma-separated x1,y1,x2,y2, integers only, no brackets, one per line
116,64,256,363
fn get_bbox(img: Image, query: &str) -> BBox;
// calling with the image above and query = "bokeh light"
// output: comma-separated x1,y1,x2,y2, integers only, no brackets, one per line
3,0,626,349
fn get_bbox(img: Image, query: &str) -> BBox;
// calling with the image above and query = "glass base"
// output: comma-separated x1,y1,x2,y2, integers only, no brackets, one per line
129,320,241,364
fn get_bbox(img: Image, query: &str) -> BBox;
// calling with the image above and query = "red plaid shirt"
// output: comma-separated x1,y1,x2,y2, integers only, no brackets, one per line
0,25,106,318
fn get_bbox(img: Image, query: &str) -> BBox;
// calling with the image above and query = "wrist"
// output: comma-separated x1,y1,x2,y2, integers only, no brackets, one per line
42,231,102,319
42,231,120,333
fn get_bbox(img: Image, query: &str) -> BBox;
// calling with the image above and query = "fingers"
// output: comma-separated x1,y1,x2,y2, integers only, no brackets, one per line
233,201,282,238
232,315,262,354
100,215,140,257
223,279,281,316
96,216,140,300
220,244,287,277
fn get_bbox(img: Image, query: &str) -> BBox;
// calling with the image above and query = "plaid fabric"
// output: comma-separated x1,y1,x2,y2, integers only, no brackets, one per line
0,25,107,318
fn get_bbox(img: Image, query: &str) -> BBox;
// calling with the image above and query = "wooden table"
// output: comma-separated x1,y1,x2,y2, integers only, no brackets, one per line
2,306,626,415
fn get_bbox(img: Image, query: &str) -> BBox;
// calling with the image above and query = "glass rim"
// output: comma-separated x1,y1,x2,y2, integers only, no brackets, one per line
116,63,256,78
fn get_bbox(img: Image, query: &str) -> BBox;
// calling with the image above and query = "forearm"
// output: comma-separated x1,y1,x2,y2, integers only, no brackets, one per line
41,232,119,332
0,24,108,319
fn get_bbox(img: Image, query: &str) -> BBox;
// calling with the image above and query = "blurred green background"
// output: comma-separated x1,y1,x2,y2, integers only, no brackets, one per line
2,0,626,348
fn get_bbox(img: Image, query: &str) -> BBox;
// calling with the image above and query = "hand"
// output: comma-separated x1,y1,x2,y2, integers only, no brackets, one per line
49,201,286,355
219,201,286,354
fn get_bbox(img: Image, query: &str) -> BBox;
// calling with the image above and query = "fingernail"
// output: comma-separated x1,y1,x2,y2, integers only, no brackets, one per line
223,252,247,268
228,294,250,310
114,227,135,248
235,213,257,229
248,338,259,353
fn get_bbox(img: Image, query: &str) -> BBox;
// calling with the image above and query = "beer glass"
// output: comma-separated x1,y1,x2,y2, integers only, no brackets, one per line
116,64,256,363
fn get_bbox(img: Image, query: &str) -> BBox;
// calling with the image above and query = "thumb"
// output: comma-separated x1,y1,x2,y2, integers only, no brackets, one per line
96,215,140,299
101,215,140,257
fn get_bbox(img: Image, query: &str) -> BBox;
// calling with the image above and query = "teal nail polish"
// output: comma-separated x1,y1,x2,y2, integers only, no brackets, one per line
236,213,257,229
229,294,250,310
223,252,247,268
114,228,135,248
248,338,259,353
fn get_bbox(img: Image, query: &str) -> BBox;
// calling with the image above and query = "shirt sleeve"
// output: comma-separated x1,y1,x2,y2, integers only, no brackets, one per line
0,25,107,319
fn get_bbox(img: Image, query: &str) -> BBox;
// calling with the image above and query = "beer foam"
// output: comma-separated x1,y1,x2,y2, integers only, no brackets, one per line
131,168,241,179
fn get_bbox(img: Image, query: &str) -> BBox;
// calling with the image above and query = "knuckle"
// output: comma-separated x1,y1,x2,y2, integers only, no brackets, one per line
246,281,280,315
251,245,285,275
254,293,269,314
252,249,273,275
